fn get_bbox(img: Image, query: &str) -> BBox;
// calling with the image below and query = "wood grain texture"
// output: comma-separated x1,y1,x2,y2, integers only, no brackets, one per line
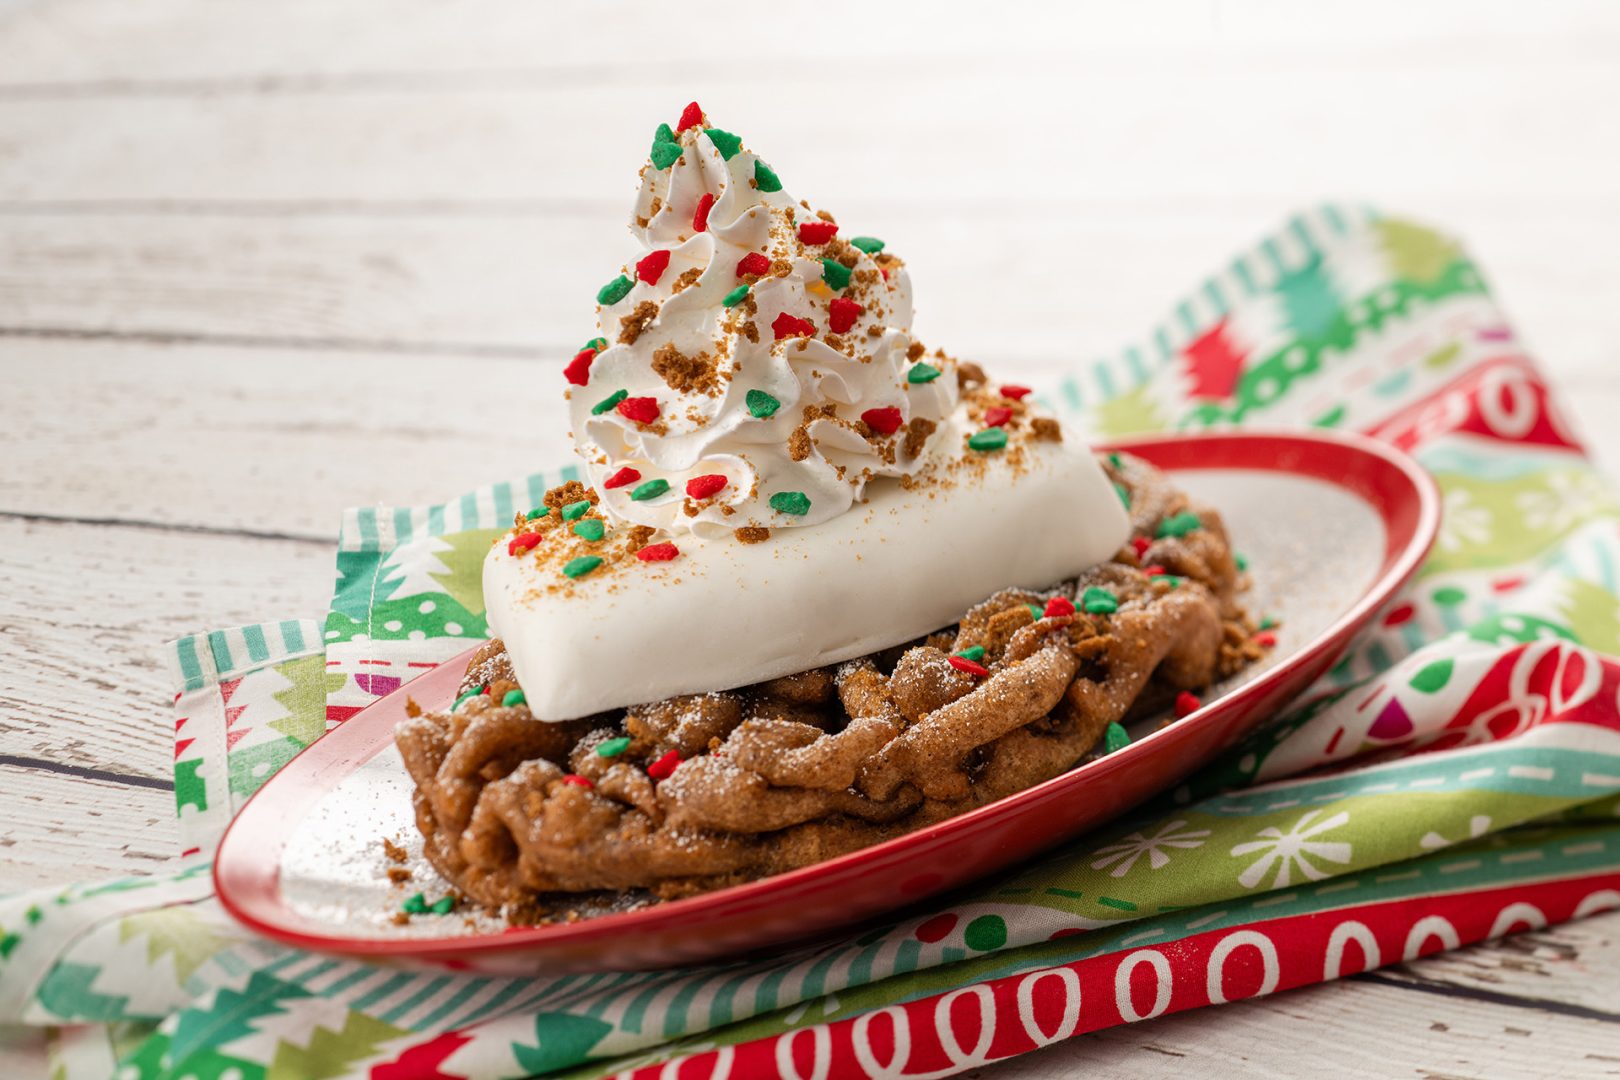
0,766,176,890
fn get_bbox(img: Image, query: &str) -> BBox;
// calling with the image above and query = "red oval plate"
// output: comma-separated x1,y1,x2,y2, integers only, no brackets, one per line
216,430,1438,973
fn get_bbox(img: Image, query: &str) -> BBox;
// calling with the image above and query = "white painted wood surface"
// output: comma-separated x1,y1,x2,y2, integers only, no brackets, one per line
2,2,1619,1075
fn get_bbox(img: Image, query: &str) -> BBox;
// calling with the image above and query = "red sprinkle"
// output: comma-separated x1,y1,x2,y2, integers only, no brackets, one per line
1131,536,1152,558
637,249,671,285
603,466,641,490
692,192,715,233
984,406,1013,427
1000,385,1033,400
563,347,597,386
617,396,661,424
1253,630,1278,647
507,532,542,556
861,406,903,435
677,101,703,132
798,220,839,244
1043,596,1076,618
561,774,594,789
686,474,728,500
636,542,680,562
1174,691,1202,718
948,655,990,678
828,297,863,334
736,252,771,278
880,266,890,281
1144,565,1167,576
772,312,816,340
647,749,682,780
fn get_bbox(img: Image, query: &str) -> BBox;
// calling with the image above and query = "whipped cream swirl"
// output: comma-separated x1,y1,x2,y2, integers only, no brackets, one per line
567,110,958,538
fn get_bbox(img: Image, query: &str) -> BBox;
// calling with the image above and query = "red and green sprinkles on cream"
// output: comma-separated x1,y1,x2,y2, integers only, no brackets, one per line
649,124,682,170
676,101,703,132
592,389,628,415
692,192,715,233
736,251,771,278
769,491,811,516
828,297,862,334
572,518,605,542
603,466,641,490
722,284,750,308
563,555,604,580
597,275,634,307
636,541,680,562
631,478,671,502
907,362,941,384
1000,384,1032,400
798,220,838,244
746,389,781,419
772,312,815,340
983,406,1013,428
861,406,903,436
820,258,852,291
637,249,670,285
849,236,885,254
561,499,592,522
754,160,782,193
968,427,1008,452
617,395,662,424
686,473,728,500
507,532,542,556
705,128,742,160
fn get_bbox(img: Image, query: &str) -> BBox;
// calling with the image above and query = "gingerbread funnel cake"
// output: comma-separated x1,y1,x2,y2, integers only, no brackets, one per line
394,105,1265,921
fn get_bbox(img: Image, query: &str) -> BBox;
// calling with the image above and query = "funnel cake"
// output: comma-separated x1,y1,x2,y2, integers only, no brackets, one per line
395,452,1262,919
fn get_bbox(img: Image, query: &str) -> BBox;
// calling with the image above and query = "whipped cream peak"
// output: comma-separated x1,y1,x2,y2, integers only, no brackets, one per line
566,105,959,539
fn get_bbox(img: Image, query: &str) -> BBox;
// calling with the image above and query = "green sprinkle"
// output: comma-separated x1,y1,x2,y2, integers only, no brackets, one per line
501,688,526,708
746,389,781,419
770,491,811,516
849,236,885,254
596,275,634,306
1081,586,1118,615
1103,721,1131,754
1108,452,1123,469
596,736,632,758
1027,603,1044,620
402,893,427,915
631,478,670,501
654,122,676,144
563,555,603,579
562,499,592,521
1114,481,1131,508
722,284,750,308
968,428,1009,452
754,160,782,192
820,258,852,291
1235,552,1249,571
1161,575,1184,589
1259,614,1279,631
573,518,605,542
451,688,485,713
430,896,457,915
705,128,742,159
591,389,628,415
907,362,942,384
650,139,683,170
1156,511,1202,539
586,336,608,351
955,646,986,662
525,507,546,520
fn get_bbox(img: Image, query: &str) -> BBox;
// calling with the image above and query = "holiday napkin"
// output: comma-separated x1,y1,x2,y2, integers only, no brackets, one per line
4,206,1620,1080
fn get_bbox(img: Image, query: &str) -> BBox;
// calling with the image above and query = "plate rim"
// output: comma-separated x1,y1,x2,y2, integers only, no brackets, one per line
215,427,1439,958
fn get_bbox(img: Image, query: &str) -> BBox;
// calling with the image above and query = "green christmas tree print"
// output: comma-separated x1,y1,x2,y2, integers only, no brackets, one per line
269,654,345,747
265,1010,410,1080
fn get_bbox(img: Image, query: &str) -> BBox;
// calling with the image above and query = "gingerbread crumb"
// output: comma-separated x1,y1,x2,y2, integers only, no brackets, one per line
544,481,596,512
736,526,771,544
1031,417,1062,442
387,866,413,884
404,697,422,718
618,301,660,346
903,417,937,458
651,343,721,395
382,837,409,863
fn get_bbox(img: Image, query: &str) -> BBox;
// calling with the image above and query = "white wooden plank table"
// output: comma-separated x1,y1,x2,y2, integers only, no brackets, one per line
2,2,1619,1075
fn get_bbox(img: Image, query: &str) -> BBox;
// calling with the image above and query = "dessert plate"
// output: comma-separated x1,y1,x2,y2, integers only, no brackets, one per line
216,430,1438,973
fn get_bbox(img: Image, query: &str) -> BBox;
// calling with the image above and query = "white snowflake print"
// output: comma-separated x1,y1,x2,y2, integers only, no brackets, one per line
1230,810,1353,889
1090,819,1211,878
1437,487,1492,553
1515,470,1606,534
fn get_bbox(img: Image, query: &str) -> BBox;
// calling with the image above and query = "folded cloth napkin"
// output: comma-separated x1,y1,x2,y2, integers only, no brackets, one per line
4,206,1619,1080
